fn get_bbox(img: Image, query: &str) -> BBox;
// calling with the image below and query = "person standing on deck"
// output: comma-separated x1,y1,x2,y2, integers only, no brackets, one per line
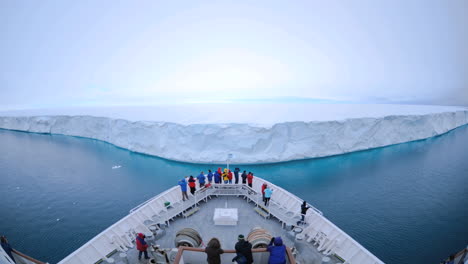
222,168,229,184
297,201,310,225
233,234,253,264
247,172,254,188
228,170,233,184
214,170,221,184
188,175,197,195
267,237,286,264
261,183,268,202
241,170,247,184
1,236,16,263
264,187,273,206
197,171,206,188
178,176,189,201
136,233,150,260
204,237,224,264
207,170,214,184
234,167,240,184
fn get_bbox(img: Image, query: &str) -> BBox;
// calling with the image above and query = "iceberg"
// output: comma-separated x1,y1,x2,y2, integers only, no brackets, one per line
0,104,467,164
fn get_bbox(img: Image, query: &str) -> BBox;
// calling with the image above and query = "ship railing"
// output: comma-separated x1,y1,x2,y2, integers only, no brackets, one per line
191,181,384,264
173,246,296,264
251,177,323,217
11,249,48,264
58,176,383,264
301,211,385,264
129,186,180,213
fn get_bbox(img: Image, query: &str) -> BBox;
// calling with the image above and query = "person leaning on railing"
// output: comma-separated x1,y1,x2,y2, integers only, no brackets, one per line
233,234,253,264
178,176,189,201
267,237,286,264
204,238,224,264
1,236,16,263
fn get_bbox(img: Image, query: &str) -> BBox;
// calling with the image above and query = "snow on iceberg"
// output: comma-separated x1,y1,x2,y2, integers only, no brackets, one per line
0,104,467,164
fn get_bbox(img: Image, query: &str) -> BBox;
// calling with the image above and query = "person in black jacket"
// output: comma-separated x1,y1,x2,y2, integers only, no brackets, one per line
297,201,310,225
233,234,253,264
1,236,16,263
241,171,247,184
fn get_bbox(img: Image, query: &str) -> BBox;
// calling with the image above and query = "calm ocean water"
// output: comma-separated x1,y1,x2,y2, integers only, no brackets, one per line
0,126,467,264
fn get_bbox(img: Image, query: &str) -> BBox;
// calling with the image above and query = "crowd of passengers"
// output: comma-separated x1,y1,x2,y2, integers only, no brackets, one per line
177,168,310,223
177,168,255,201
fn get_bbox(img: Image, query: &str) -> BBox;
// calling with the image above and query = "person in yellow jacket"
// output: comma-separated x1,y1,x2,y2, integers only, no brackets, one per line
222,168,229,184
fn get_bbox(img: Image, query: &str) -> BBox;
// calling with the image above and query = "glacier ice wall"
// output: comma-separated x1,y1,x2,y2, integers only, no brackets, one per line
0,111,467,164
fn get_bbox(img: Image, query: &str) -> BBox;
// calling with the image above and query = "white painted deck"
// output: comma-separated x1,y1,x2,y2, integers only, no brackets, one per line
58,178,385,264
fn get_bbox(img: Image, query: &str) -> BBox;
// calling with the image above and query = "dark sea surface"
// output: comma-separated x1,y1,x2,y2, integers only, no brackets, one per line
0,126,467,264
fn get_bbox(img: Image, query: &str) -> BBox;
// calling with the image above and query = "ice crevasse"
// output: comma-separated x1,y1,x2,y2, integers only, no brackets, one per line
0,110,467,164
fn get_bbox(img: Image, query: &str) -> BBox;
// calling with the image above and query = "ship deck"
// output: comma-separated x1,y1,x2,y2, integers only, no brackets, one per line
107,194,341,264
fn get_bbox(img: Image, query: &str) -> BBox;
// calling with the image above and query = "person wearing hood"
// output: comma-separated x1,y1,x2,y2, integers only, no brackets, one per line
136,233,150,260
197,172,206,187
178,176,189,201
1,236,16,263
233,234,253,264
267,236,286,264
222,169,229,184
207,170,214,184
241,171,247,184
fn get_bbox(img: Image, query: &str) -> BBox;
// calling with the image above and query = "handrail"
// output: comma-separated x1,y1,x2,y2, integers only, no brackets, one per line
12,249,47,264
173,246,296,264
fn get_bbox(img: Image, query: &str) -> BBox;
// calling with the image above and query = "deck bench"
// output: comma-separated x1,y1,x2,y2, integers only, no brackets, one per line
254,207,269,219
182,207,200,218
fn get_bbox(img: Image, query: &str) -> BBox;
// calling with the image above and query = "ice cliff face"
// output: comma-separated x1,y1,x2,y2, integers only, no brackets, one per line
0,111,467,164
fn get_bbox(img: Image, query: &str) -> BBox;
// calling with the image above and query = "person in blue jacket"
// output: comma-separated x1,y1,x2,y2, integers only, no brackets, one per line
197,171,206,187
214,171,221,184
267,237,286,264
207,170,214,184
178,176,189,201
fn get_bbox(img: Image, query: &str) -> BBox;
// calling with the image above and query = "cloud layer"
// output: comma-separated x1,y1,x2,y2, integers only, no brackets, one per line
1,0,467,109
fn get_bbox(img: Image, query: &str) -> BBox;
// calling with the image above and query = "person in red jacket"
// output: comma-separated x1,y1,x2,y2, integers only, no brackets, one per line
228,170,233,184
247,172,254,188
136,233,150,260
188,175,197,195
261,183,268,202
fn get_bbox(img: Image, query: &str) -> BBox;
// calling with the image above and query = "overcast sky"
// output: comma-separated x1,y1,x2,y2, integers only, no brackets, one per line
1,0,467,110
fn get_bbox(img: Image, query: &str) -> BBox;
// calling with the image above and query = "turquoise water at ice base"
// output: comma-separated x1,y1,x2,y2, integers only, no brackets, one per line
0,126,467,264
